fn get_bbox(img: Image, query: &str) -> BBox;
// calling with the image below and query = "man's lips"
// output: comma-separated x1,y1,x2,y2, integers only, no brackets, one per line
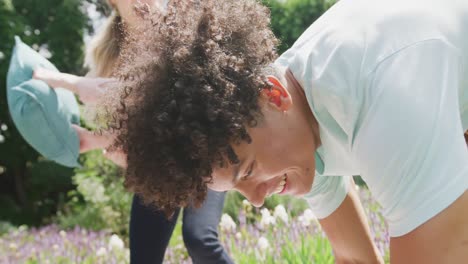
270,174,287,195
279,175,288,194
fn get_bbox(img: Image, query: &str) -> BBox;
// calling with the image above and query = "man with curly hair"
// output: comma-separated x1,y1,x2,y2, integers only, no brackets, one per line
100,0,468,263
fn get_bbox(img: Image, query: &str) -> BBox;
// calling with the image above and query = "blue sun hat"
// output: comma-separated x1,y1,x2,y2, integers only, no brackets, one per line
6,36,81,167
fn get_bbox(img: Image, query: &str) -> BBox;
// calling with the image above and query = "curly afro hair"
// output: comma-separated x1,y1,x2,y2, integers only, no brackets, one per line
100,0,279,215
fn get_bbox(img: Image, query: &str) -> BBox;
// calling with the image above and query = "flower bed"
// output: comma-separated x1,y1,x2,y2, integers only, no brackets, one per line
0,188,389,264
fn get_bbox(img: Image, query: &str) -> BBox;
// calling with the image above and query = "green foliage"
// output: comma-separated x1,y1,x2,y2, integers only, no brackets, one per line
279,236,334,263
0,160,75,225
264,0,336,53
56,150,131,238
0,221,15,236
0,0,90,226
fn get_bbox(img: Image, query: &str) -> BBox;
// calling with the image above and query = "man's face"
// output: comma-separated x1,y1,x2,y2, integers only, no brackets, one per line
209,95,317,207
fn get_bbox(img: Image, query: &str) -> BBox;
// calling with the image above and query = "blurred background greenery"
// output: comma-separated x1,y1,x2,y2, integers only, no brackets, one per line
0,0,339,237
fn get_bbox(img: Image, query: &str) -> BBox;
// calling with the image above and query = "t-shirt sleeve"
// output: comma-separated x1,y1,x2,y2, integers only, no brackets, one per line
354,39,468,236
304,174,351,219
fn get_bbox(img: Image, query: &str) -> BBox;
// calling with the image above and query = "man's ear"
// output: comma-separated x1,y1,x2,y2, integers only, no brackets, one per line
261,76,292,111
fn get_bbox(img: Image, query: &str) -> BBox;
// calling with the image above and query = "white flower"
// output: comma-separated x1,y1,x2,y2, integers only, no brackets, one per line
257,236,270,251
298,209,316,227
102,206,120,220
303,209,315,220
52,244,59,251
273,204,289,224
0,51,4,60
260,208,276,228
219,213,236,232
235,232,242,239
96,247,107,257
108,234,124,251
38,44,52,59
298,216,307,226
1,124,7,131
0,134,5,143
59,230,67,238
9,243,17,250
242,199,252,211
76,176,109,204
18,225,27,232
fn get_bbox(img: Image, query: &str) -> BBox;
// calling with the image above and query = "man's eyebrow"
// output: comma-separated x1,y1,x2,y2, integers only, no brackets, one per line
231,158,245,183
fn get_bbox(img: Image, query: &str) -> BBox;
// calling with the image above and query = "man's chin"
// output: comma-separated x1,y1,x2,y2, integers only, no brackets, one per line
294,182,313,197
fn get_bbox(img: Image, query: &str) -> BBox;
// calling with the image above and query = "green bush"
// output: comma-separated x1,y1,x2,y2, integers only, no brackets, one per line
56,150,131,238
264,0,336,53
0,221,15,236
0,0,91,226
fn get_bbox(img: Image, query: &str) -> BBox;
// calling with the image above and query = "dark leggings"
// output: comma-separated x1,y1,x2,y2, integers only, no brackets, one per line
129,189,233,264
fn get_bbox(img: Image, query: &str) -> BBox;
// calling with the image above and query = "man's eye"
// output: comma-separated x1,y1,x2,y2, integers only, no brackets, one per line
241,161,254,181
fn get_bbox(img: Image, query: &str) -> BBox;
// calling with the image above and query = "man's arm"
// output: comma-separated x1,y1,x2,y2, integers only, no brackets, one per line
319,178,383,264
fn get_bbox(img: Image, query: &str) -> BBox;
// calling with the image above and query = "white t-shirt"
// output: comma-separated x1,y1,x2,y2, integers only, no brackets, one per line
276,0,468,237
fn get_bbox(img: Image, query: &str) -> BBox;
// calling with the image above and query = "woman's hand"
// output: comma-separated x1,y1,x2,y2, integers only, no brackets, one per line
33,68,117,106
71,124,127,168
34,69,126,167
102,147,127,168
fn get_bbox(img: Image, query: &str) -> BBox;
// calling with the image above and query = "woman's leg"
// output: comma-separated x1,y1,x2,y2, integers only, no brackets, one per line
129,194,181,264
182,190,234,264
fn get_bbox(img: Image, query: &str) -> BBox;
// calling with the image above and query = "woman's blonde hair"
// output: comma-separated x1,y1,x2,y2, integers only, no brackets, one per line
84,6,124,78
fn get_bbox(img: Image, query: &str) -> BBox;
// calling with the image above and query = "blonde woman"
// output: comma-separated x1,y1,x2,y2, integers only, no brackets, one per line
33,1,233,263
